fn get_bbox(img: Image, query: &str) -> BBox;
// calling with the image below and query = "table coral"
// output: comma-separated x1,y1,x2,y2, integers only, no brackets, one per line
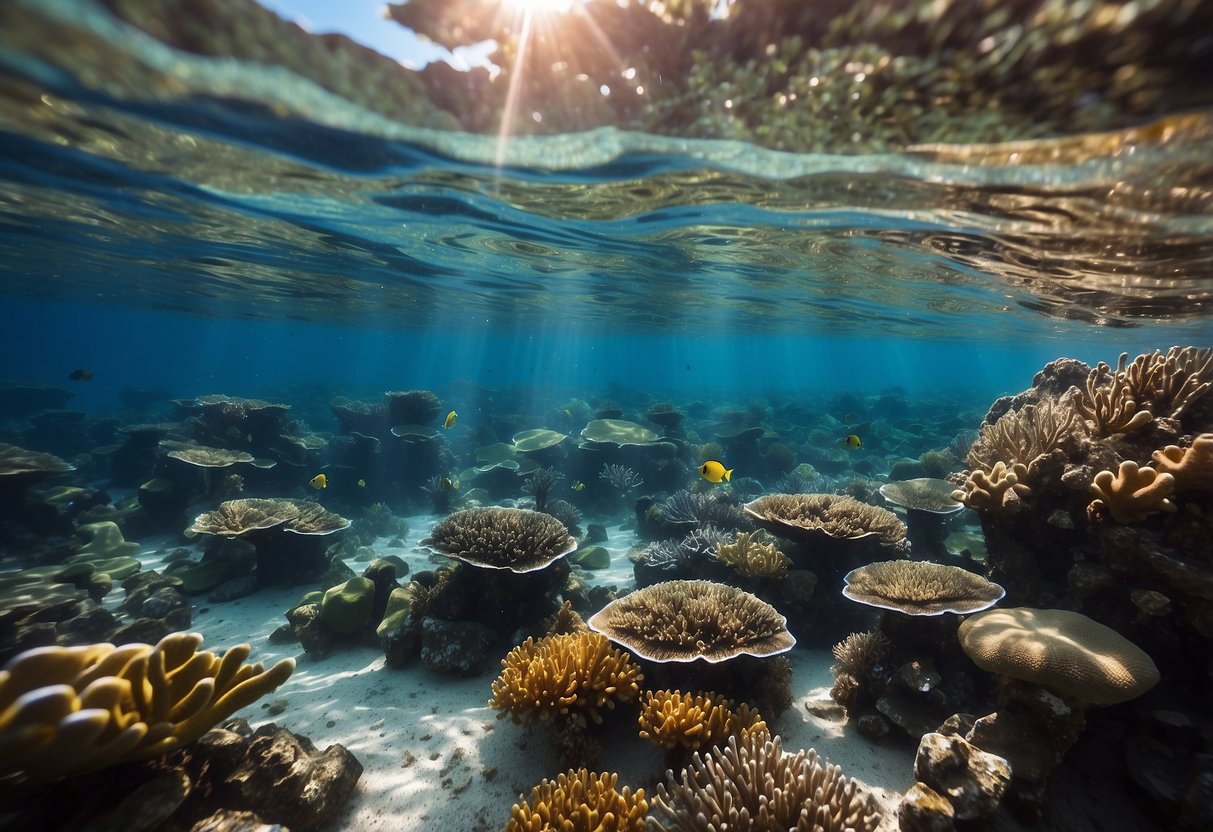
0,632,293,783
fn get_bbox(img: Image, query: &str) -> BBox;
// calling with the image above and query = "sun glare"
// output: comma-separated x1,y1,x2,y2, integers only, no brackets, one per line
504,0,575,13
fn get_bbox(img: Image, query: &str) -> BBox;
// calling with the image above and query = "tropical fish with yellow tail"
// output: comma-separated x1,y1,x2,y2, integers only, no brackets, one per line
699,460,732,483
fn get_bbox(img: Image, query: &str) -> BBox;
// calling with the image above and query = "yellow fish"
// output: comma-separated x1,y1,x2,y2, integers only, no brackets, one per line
357,478,366,488
699,460,732,483
309,473,327,489
844,434,862,450
443,410,457,429
571,481,586,492
440,477,460,491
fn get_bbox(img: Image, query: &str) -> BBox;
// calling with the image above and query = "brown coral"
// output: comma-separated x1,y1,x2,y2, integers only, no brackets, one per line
637,690,768,757
831,630,890,680
488,631,644,727
951,460,1031,512
1151,433,1213,492
1075,354,1154,437
743,493,906,549
1087,460,1176,524
1122,346,1212,419
649,733,881,832
505,769,649,832
715,531,789,579
967,398,1083,472
0,443,75,480
842,560,1006,616
0,633,293,783
587,580,795,664
420,506,576,573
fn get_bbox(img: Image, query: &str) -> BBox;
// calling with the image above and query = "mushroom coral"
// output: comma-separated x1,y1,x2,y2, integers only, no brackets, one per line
421,506,576,573
649,733,881,832
587,580,795,664
0,632,293,783
505,769,649,832
488,631,644,727
957,607,1159,705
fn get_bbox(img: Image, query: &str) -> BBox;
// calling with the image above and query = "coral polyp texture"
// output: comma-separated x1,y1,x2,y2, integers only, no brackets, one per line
649,733,881,832
637,690,768,755
742,494,907,548
420,506,576,573
505,769,649,832
1122,346,1212,419
587,580,795,663
488,631,644,726
0,632,294,783
842,560,1006,616
714,531,789,579
958,608,1160,705
1151,433,1213,492
1086,460,1176,524
966,398,1082,474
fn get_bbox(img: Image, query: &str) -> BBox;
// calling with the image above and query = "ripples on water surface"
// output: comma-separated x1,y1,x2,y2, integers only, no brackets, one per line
0,0,1210,342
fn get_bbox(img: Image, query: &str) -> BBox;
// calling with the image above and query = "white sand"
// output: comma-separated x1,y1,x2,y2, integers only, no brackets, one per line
130,515,912,831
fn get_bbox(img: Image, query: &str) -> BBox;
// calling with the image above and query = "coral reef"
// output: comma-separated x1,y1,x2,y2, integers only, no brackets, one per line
829,630,889,712
649,733,881,832
1076,354,1155,437
743,493,907,550
841,560,1005,616
420,507,576,573
505,769,649,832
587,580,794,663
951,460,1031,512
637,689,767,768
715,531,789,580
0,633,293,782
1150,433,1213,492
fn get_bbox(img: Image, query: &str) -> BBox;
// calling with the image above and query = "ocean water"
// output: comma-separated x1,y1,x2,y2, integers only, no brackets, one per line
1,1,1212,831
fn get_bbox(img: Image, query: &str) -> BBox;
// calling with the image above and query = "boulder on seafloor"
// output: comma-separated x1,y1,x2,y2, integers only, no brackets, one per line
320,576,375,636
914,732,1012,822
898,781,956,832
420,616,493,676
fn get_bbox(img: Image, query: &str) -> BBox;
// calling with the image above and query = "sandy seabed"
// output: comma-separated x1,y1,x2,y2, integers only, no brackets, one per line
128,515,913,832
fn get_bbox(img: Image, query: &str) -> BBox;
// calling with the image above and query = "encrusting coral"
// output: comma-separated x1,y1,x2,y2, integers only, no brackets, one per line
505,769,649,832
637,689,768,764
649,733,881,832
0,632,294,783
715,531,789,579
488,631,644,727
1151,433,1213,492
1086,460,1176,524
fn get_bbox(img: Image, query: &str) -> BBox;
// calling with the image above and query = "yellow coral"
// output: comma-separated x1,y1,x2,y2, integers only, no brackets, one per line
506,769,648,832
715,532,789,579
488,631,643,726
1087,460,1176,524
952,461,1031,512
637,690,766,753
1151,434,1213,493
0,633,293,783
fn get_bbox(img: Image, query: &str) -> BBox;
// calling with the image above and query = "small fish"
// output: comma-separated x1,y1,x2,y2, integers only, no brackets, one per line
571,481,586,492
443,410,457,429
67,368,93,381
439,477,460,491
357,478,366,488
309,473,328,489
844,434,862,450
245,433,253,443
699,460,733,483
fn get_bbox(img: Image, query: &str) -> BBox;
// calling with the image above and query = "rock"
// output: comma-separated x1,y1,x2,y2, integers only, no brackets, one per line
898,781,955,832
80,770,191,832
377,587,422,667
170,560,233,594
111,617,168,646
387,536,405,548
209,575,258,603
1067,562,1115,600
320,577,375,636
54,601,116,643
571,545,610,569
1131,589,1172,616
142,586,189,619
1125,732,1187,812
914,732,1011,821
856,714,890,740
218,727,361,832
804,698,846,721
194,727,250,776
898,660,942,694
585,524,608,543
318,555,356,590
188,809,281,832
420,616,493,676
267,623,296,644
362,559,402,622
353,545,376,562
286,603,332,659
1178,757,1213,832
877,688,946,740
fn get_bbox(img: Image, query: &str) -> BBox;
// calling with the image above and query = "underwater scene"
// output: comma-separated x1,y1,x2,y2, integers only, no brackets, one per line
1,1,1212,830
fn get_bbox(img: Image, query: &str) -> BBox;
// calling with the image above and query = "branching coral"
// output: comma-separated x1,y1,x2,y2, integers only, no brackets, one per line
505,769,649,832
600,463,644,493
1151,433,1213,492
968,398,1083,472
420,506,576,573
1087,460,1176,524
829,630,889,712
951,461,1031,512
1122,346,1212,419
649,733,882,832
488,631,644,727
0,633,294,783
637,690,768,760
1075,354,1154,437
715,532,789,579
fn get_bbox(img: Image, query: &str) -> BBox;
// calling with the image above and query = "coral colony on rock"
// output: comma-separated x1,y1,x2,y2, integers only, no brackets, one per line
1,2,1212,832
